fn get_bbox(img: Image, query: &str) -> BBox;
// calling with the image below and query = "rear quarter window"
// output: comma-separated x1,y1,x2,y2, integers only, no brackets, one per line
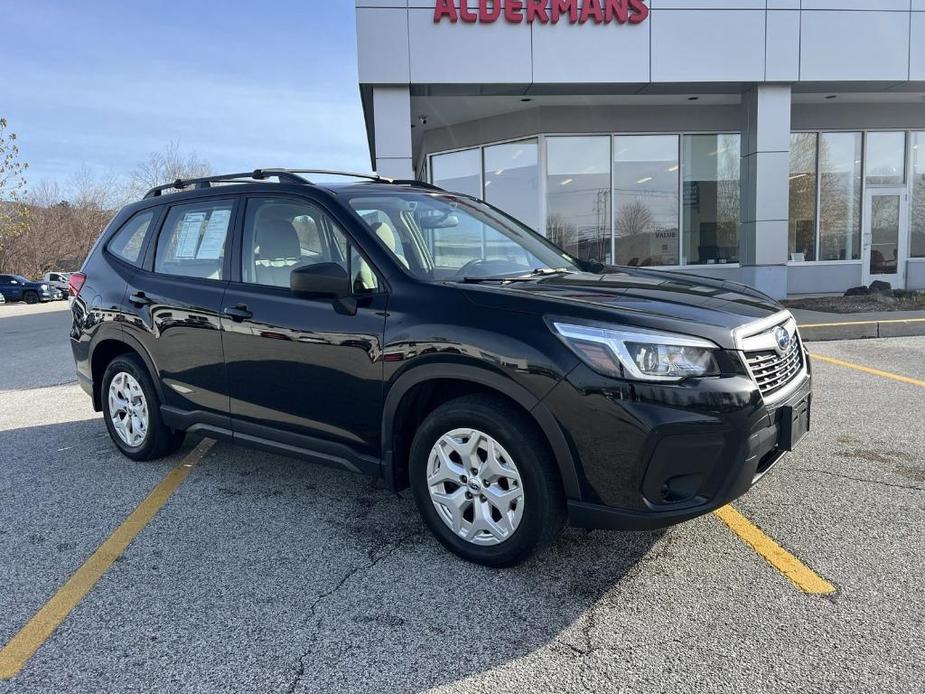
108,210,157,265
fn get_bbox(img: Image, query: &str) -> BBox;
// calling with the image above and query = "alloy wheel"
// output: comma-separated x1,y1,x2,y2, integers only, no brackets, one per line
426,427,525,546
107,372,149,448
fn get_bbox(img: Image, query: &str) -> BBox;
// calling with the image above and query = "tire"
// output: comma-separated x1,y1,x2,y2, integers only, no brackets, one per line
409,394,565,567
101,354,185,461
23,291,38,304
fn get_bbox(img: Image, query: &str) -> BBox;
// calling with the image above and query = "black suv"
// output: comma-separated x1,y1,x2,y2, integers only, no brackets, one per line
70,169,811,566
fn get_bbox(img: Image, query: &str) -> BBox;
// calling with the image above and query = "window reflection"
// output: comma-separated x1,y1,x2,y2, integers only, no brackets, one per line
865,132,906,185
546,136,612,263
819,132,862,261
682,134,740,265
613,135,679,266
911,132,925,258
484,140,539,231
869,195,900,275
789,133,818,262
431,149,481,198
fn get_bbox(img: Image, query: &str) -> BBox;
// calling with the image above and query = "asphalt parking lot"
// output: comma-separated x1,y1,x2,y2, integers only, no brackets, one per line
1,302,923,693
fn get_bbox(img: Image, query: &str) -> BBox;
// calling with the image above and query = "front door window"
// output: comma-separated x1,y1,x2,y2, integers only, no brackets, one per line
863,189,908,288
869,195,901,276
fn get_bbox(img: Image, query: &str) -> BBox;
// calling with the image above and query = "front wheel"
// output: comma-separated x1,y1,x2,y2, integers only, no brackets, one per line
23,291,38,304
409,394,565,567
102,354,185,461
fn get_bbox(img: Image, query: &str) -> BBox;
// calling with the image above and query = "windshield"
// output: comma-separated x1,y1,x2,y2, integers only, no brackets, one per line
346,192,579,281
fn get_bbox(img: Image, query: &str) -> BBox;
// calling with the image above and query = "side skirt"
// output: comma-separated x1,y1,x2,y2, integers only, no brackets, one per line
160,405,381,477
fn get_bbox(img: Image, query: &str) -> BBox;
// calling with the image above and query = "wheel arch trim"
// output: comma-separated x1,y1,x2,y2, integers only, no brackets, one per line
89,330,166,411
381,363,581,499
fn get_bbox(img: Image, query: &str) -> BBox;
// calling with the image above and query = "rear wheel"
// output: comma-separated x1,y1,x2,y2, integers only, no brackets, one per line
102,354,185,461
23,291,38,304
410,394,565,567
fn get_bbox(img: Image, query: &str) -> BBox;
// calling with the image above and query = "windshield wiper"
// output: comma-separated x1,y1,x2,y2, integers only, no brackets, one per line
460,268,574,283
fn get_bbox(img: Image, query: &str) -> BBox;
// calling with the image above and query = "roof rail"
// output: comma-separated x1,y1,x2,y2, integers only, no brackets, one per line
142,169,445,199
143,170,308,199
282,169,390,183
390,179,444,192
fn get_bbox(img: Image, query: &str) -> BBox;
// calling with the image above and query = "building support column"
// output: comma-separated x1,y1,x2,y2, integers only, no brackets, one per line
739,85,792,299
372,87,414,180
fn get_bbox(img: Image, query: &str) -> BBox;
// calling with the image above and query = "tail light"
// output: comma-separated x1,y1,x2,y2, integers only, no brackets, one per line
68,272,86,298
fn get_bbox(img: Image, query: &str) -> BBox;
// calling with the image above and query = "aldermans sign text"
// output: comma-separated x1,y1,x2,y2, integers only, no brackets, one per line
434,0,649,25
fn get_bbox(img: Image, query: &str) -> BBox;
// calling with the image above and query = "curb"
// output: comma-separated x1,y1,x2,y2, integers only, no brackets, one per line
798,318,925,342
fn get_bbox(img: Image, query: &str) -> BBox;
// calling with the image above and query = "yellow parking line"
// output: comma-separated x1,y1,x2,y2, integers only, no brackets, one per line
800,318,925,329
0,438,215,680
810,353,925,388
714,505,836,595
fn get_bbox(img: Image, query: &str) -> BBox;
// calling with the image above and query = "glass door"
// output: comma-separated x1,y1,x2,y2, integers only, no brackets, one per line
862,188,908,288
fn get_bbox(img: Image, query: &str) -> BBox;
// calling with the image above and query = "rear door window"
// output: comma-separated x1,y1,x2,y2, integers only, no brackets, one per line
155,200,234,280
108,210,157,265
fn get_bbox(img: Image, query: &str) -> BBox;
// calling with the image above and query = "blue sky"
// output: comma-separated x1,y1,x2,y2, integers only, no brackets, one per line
2,0,370,188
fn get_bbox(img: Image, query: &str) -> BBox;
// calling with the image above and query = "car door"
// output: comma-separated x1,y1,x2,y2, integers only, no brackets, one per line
220,194,387,471
0,275,24,301
120,196,236,432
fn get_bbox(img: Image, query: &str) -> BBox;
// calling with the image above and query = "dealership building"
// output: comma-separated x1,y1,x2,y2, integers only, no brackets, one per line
355,0,925,297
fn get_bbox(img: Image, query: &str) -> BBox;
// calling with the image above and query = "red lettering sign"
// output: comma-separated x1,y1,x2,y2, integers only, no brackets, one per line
434,0,648,24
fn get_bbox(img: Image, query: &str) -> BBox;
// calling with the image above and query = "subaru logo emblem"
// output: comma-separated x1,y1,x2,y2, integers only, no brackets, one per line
775,326,791,352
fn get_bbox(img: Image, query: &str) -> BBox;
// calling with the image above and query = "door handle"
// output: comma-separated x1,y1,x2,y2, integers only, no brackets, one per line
223,304,253,321
129,291,153,307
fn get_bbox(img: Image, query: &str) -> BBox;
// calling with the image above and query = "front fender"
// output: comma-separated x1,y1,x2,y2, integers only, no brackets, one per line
381,361,581,499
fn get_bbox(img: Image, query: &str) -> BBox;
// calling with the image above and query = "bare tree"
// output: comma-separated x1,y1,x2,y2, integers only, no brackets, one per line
1,139,212,276
7,171,117,277
0,117,30,271
128,140,211,197
615,199,654,238
546,212,576,254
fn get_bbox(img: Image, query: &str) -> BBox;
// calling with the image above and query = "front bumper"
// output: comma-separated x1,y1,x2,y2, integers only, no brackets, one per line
543,361,812,531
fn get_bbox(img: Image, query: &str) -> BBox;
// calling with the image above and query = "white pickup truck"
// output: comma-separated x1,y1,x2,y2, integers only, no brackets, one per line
41,272,70,300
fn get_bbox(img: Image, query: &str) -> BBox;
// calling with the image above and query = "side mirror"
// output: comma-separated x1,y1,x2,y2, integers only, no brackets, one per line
290,262,350,298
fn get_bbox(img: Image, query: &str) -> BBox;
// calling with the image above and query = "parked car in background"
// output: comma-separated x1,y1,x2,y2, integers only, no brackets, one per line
70,168,812,566
0,274,57,303
42,272,71,300
0,291,5,304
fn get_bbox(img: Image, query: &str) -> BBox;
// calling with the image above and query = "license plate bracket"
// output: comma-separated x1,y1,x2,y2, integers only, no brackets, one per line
779,395,811,452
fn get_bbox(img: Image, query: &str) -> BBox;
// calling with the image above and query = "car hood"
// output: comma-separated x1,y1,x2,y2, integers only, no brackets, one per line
460,268,786,349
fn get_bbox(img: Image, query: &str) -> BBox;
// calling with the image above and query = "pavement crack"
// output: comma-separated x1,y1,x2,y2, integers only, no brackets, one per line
555,600,601,657
285,529,422,693
790,466,925,493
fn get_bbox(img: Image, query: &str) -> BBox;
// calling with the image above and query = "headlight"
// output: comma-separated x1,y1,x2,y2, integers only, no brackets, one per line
552,322,721,382
41,284,48,290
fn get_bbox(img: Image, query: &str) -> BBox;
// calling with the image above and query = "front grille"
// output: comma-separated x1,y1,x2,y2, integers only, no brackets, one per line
744,331,804,397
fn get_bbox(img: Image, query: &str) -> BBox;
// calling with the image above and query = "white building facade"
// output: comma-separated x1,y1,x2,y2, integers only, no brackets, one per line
355,0,925,297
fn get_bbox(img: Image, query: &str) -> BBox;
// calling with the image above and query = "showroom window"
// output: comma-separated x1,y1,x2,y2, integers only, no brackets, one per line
430,148,481,198
429,140,539,231
818,132,863,261
788,132,862,263
431,132,741,268
865,131,906,185
613,135,679,266
484,139,539,231
913,132,925,258
788,133,818,261
682,134,740,265
546,136,612,263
